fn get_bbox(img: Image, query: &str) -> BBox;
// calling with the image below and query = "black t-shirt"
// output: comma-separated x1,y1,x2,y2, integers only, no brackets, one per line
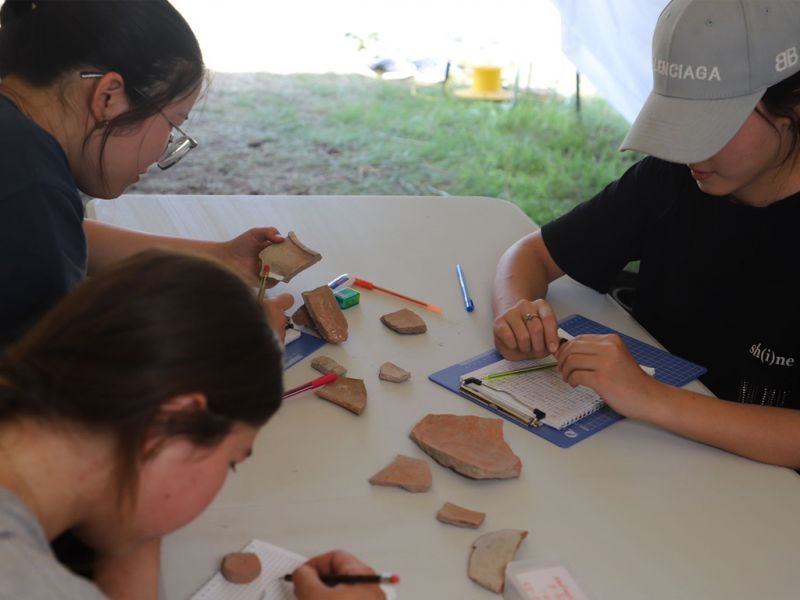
0,95,87,347
542,156,800,408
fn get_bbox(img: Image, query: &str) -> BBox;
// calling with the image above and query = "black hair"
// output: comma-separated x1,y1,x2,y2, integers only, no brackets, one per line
758,70,800,166
0,0,206,185
0,249,283,500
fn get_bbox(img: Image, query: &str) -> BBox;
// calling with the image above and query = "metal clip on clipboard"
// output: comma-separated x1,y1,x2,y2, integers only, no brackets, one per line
460,377,547,427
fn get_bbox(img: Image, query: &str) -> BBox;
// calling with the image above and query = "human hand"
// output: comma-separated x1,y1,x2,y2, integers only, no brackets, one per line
292,550,386,600
264,293,294,343
218,227,284,285
493,298,561,360
556,334,664,421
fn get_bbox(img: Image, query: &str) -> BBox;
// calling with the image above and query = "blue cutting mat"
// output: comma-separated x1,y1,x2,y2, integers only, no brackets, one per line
283,331,327,370
428,314,707,448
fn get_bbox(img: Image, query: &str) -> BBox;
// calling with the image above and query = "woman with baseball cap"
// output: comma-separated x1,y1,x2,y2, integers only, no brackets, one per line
492,0,800,467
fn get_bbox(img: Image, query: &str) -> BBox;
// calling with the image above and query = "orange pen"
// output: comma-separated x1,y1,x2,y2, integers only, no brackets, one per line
353,277,442,314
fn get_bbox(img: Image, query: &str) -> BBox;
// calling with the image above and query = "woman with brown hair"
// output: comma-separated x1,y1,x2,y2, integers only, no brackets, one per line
0,250,384,600
0,0,292,348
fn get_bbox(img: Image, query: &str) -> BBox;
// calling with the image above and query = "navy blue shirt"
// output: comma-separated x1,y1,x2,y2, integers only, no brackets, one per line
0,95,87,347
542,157,800,408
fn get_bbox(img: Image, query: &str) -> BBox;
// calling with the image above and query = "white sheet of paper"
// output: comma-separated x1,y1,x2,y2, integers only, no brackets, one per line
507,562,590,600
284,328,301,345
190,540,396,600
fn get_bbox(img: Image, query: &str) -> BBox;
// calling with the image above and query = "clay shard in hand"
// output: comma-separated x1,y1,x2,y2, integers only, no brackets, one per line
258,231,322,288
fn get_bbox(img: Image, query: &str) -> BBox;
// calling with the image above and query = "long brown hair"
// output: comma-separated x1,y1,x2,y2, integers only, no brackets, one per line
0,249,283,498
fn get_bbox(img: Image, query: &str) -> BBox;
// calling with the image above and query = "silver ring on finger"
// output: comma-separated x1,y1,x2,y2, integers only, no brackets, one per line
522,312,538,322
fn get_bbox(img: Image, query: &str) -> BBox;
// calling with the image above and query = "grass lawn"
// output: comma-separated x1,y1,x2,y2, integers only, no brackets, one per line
131,73,642,226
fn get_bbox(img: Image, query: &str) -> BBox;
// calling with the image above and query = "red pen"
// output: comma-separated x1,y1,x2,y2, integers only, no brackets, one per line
353,277,442,314
282,373,337,399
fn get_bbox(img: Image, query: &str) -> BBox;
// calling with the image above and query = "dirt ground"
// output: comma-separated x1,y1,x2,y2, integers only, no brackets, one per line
126,72,374,197
127,73,294,196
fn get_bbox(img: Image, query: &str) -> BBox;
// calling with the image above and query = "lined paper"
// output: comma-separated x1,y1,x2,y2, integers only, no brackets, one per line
190,540,396,600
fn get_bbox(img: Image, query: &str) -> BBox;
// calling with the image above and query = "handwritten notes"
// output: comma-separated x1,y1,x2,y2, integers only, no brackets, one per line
505,561,590,600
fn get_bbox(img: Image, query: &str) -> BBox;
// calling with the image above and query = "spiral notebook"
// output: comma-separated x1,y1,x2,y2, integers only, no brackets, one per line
431,314,707,448
460,355,603,430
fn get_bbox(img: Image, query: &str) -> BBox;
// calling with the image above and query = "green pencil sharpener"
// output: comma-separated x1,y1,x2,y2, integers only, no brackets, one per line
334,287,360,309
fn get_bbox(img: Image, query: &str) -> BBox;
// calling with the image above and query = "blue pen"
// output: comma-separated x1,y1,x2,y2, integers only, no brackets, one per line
455,263,474,312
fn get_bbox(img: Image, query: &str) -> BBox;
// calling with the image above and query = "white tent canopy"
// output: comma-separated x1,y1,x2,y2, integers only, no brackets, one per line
553,0,668,122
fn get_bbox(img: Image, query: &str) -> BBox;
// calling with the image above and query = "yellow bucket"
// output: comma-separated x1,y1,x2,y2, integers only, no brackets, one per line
471,66,502,93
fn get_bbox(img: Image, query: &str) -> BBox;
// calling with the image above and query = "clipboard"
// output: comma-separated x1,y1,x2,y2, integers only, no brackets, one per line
429,314,707,448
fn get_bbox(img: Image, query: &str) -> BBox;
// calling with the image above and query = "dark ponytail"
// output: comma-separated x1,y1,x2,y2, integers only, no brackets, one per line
0,0,35,25
0,0,206,175
0,249,283,499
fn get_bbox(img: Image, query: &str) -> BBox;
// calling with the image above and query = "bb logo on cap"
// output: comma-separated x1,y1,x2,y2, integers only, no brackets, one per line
776,47,798,72
620,0,800,164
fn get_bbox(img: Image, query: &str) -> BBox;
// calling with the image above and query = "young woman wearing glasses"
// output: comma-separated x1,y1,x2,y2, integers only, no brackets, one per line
0,250,385,600
0,0,293,348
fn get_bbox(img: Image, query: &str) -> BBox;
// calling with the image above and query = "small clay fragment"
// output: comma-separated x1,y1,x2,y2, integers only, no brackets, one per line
291,304,318,333
436,502,485,529
410,414,521,480
314,376,367,415
302,286,348,343
258,231,322,287
380,308,427,334
468,529,528,593
368,454,431,492
311,355,347,376
379,361,410,383
220,552,262,584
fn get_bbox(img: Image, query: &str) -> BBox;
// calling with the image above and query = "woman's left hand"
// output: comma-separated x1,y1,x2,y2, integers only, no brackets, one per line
217,227,284,284
557,334,664,421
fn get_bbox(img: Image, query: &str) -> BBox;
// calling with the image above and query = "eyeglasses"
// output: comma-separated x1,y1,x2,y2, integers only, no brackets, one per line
155,113,198,170
80,71,198,170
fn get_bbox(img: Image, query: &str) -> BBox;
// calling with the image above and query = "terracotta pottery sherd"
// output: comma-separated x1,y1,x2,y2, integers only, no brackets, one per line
436,501,485,529
302,286,348,343
380,308,427,334
468,529,528,593
311,355,347,376
258,231,322,287
291,304,318,332
379,361,410,383
220,552,261,584
409,414,521,480
314,376,366,415
368,454,432,492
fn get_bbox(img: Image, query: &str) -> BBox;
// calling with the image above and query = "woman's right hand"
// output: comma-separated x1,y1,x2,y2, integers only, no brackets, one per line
493,298,561,360
292,551,386,600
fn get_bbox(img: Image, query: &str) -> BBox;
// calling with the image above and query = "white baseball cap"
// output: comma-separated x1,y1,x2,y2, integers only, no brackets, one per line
620,0,800,164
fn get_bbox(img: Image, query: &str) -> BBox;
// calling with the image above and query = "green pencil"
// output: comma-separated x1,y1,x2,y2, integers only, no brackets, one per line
484,361,557,381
